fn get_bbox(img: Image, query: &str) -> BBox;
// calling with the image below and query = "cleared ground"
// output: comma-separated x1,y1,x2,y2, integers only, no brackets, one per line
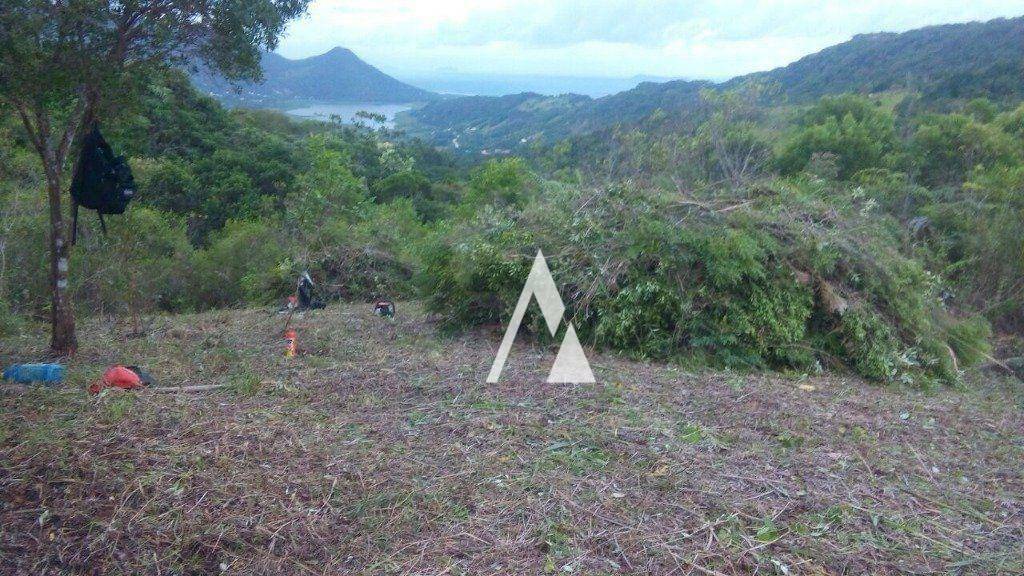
1,303,1022,575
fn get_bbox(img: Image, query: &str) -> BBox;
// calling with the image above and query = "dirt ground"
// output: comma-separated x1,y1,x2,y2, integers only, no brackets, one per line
1,303,1022,575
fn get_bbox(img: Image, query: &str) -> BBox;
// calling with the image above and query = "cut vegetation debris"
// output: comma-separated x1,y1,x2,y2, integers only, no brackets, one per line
2,303,1022,574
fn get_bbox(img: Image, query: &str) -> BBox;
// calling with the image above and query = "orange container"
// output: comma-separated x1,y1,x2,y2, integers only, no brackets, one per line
284,329,297,357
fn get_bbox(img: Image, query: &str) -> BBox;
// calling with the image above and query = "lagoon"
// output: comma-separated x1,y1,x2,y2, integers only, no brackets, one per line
284,103,414,127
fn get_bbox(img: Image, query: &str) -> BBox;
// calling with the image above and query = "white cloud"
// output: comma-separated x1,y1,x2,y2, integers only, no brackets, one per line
275,0,1024,78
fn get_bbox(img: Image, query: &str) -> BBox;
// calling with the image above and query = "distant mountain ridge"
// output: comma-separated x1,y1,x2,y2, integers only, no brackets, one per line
397,72,680,98
192,47,436,106
733,17,1024,102
402,16,1024,152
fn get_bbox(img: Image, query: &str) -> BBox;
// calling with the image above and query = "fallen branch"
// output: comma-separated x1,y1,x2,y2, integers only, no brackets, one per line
148,383,228,393
980,353,1019,378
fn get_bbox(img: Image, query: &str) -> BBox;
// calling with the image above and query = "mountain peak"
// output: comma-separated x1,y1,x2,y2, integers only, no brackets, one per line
320,46,356,59
192,46,435,105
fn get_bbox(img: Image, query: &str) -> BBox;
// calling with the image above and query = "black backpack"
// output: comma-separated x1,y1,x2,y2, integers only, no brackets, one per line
70,125,136,241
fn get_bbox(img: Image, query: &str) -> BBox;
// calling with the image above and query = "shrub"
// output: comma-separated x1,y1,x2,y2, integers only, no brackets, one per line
838,306,903,382
910,114,1018,187
302,200,423,301
132,157,200,215
595,281,683,360
420,175,982,385
286,136,370,231
919,165,1024,332
943,315,993,369
70,207,194,315
371,170,431,204
417,209,534,328
464,158,539,209
0,297,25,337
0,207,48,315
370,170,454,221
187,220,291,308
778,95,901,179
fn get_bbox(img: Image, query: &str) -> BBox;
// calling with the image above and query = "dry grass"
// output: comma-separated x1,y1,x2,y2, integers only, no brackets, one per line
1,302,1022,575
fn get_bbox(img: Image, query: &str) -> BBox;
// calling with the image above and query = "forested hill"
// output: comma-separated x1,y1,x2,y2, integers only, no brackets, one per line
400,16,1024,152
192,47,437,107
734,16,1024,102
404,81,711,153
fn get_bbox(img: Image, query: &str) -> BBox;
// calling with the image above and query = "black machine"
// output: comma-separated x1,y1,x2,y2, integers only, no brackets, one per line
373,300,396,319
70,124,136,242
297,271,325,310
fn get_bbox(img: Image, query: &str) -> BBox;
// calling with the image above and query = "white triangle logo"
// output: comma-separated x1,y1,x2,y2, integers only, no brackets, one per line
547,324,595,383
487,250,596,384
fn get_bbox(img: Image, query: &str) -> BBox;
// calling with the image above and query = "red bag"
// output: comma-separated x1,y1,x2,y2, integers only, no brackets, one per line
88,365,144,394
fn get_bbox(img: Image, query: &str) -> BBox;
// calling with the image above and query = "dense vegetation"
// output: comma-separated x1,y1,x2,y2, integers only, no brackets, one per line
0,71,454,323
3,39,1023,386
417,90,1022,386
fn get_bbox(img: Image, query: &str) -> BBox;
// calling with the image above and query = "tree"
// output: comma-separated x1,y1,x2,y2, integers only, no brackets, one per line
964,97,997,123
467,158,537,208
910,114,1017,187
698,87,774,188
287,135,369,232
0,0,308,354
777,95,900,180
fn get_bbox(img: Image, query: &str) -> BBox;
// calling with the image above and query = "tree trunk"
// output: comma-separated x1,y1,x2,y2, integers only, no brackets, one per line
43,162,77,356
12,100,85,356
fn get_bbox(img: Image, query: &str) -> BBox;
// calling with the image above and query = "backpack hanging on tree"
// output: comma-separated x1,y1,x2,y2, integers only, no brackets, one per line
70,124,136,243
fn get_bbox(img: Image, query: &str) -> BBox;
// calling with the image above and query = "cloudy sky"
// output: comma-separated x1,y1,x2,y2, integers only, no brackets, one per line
276,1,1024,79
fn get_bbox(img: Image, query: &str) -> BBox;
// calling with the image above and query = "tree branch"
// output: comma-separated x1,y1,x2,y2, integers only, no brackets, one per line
56,95,89,166
11,101,46,158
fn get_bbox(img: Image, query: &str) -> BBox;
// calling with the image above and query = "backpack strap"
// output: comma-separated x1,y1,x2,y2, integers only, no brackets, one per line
71,200,79,245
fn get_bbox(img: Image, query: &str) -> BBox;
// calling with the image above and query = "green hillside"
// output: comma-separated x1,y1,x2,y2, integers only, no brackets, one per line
401,16,1024,152
735,17,1024,102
